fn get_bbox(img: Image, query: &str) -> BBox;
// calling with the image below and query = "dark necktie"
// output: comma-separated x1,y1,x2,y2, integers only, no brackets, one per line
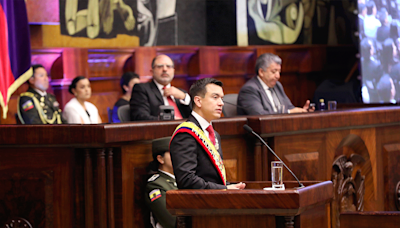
163,86,183,119
269,88,281,112
206,125,216,145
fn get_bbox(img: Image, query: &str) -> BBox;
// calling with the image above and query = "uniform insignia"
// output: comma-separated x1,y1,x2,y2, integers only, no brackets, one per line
149,189,162,202
53,101,59,107
22,100,34,112
147,174,160,182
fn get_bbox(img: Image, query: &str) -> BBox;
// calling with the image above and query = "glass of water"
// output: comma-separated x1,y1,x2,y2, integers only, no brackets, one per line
271,161,284,188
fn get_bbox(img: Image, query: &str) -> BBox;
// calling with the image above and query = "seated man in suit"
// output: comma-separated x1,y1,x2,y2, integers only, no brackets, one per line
237,53,314,115
130,54,191,121
17,64,66,124
170,78,246,189
145,137,177,228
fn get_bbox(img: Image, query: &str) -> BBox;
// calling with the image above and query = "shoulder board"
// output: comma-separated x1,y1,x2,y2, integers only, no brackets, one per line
20,92,35,98
147,174,160,182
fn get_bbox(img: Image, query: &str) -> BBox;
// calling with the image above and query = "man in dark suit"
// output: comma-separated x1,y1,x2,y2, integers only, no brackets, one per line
170,78,246,189
237,53,314,115
17,64,66,124
130,54,191,121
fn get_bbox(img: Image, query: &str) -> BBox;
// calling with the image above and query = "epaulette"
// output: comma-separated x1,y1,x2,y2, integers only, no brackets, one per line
147,174,160,182
20,92,35,98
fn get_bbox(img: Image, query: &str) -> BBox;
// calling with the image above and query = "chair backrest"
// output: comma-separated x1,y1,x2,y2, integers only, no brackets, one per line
222,94,238,117
118,105,131,122
107,107,113,123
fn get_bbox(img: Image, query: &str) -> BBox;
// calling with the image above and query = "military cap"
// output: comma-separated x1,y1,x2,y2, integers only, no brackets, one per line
152,136,172,160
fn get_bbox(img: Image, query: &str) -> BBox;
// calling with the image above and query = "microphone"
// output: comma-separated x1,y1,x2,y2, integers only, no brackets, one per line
243,124,305,188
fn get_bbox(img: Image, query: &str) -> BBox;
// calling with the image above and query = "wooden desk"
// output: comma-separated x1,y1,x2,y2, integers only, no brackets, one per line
0,107,399,228
167,181,333,228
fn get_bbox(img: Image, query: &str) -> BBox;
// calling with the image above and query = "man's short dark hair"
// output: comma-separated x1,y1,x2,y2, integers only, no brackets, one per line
377,74,394,102
366,1,375,15
28,64,45,86
120,72,139,94
189,78,223,107
254,53,282,75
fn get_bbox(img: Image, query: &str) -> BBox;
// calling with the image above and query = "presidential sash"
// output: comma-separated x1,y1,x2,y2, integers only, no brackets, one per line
171,122,226,185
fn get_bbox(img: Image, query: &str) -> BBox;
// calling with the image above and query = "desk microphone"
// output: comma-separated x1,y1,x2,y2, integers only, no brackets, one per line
243,124,305,188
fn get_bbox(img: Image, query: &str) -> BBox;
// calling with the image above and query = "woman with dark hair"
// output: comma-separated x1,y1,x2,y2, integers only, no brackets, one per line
111,72,140,123
62,76,101,124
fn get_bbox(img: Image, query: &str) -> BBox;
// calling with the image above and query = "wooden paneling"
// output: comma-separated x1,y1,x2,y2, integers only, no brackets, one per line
340,211,400,228
1,107,400,227
0,148,74,228
382,143,400,211
1,45,355,125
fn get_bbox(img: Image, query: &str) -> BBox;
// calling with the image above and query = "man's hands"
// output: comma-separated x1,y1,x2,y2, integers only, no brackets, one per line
289,100,315,113
227,182,246,189
164,86,186,100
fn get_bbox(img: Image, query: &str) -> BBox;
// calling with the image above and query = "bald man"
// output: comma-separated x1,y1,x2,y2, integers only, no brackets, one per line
130,55,191,121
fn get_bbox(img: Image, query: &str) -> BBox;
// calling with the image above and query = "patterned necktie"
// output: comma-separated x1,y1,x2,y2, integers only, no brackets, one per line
163,86,183,119
269,88,281,112
206,125,216,145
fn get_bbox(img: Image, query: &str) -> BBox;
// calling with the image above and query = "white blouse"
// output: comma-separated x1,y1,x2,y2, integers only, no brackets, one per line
63,98,101,124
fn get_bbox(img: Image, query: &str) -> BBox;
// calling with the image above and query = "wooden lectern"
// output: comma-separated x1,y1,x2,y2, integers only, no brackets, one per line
167,181,333,228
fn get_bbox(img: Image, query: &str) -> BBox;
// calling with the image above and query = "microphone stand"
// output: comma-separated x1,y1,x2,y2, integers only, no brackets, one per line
244,124,305,188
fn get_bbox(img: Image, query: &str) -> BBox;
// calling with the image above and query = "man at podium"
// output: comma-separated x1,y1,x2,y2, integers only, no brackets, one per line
170,78,246,190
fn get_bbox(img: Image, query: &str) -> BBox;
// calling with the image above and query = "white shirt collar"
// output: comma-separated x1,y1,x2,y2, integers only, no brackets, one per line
257,76,273,90
158,169,175,179
191,110,212,132
153,80,170,95
33,88,47,97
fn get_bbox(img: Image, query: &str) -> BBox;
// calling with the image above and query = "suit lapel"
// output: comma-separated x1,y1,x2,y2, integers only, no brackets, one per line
253,77,275,111
150,81,164,104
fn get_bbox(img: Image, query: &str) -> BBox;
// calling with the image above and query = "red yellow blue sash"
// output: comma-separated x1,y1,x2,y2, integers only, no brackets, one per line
171,122,226,185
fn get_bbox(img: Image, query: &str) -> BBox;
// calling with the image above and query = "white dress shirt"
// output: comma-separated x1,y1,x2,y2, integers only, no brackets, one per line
191,110,213,139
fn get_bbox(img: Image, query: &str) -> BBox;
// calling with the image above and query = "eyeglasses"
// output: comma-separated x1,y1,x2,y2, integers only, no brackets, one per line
153,64,174,69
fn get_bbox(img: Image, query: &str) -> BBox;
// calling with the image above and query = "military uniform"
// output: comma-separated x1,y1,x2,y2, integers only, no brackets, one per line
144,171,178,228
17,87,65,124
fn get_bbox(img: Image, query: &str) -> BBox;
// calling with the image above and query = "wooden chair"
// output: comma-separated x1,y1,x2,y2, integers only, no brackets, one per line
340,211,400,228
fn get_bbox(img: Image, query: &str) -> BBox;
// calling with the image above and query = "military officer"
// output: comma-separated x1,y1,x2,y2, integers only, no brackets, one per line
145,137,177,228
17,64,66,124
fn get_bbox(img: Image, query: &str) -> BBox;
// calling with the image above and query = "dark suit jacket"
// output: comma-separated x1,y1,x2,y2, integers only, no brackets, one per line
169,115,227,189
129,81,191,121
237,76,294,115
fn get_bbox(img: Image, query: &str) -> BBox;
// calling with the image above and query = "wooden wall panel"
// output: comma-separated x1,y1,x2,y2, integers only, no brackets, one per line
121,143,152,228
0,148,74,228
272,132,326,181
382,144,400,211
